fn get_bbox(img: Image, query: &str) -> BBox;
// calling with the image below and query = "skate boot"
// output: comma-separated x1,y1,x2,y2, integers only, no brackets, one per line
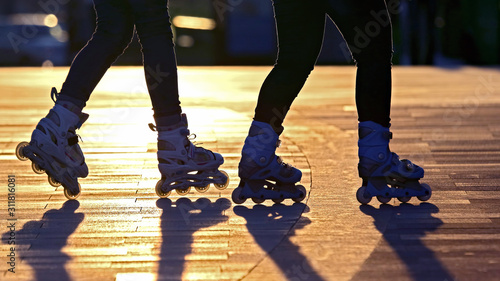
151,114,229,198
232,121,306,204
355,121,432,204
15,88,89,200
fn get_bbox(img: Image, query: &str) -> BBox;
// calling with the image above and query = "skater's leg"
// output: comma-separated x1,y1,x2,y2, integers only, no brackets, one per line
233,120,307,204
150,114,229,197
355,120,431,204
125,0,227,198
239,120,302,183
16,100,91,200
254,0,326,134
59,0,135,109
325,0,393,127
16,0,135,199
235,0,320,204
324,1,431,203
129,0,182,126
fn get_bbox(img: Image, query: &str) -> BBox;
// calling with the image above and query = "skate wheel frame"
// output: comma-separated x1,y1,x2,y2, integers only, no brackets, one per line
377,196,391,204
417,183,432,201
16,142,29,161
32,162,46,174
292,185,307,203
231,187,246,204
397,196,411,203
48,175,62,187
176,186,191,196
356,183,432,205
252,197,265,204
231,184,306,205
195,184,210,193
214,170,230,190
356,186,372,204
64,183,81,200
155,179,171,198
272,198,284,204
16,141,83,201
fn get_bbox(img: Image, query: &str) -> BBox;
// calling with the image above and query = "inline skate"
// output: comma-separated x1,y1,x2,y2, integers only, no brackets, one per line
355,121,432,204
232,121,306,204
151,114,229,198
15,88,89,200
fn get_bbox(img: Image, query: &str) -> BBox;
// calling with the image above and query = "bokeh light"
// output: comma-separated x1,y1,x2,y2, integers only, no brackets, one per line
43,14,58,28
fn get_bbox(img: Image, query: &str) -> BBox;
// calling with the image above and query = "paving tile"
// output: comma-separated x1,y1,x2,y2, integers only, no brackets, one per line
0,66,500,280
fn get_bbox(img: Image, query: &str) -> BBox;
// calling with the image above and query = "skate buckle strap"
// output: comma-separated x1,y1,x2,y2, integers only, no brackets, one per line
180,128,190,136
400,159,415,171
68,135,80,146
52,87,87,118
276,156,291,169
188,133,204,147
188,142,196,158
75,113,89,129
384,131,393,140
50,87,59,103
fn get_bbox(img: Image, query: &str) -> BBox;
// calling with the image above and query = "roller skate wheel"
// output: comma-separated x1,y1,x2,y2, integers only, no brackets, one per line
356,186,372,204
176,186,191,196
214,170,230,190
48,175,62,187
252,197,265,204
292,185,307,203
272,198,284,204
397,196,411,203
155,179,171,198
15,142,29,161
417,183,432,201
231,187,246,204
377,195,391,204
32,162,45,174
64,183,81,200
195,184,210,193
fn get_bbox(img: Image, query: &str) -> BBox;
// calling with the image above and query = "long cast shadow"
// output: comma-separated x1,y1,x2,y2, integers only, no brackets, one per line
352,203,454,281
234,203,326,281
156,197,231,281
1,201,84,281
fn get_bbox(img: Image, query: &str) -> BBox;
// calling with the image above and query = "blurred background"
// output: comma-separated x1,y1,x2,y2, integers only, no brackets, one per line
0,0,499,67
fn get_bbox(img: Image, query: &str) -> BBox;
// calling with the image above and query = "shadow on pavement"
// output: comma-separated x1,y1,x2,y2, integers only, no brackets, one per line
2,200,84,281
352,203,454,281
155,197,231,281
234,203,326,281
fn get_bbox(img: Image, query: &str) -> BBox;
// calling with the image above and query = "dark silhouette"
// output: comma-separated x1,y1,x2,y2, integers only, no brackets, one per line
233,203,325,281
156,197,231,280
352,203,454,281
1,200,84,281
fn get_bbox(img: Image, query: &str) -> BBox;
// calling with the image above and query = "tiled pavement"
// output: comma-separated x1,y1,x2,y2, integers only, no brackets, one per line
0,66,500,281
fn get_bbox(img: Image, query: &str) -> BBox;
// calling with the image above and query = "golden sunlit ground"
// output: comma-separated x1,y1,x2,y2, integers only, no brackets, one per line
1,66,500,281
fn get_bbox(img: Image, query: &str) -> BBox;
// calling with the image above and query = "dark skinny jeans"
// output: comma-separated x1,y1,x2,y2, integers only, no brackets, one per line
255,0,394,132
59,0,182,123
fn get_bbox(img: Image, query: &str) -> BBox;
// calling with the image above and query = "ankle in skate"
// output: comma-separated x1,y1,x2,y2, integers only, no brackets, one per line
151,113,229,198
233,121,306,204
355,121,431,205
16,87,89,200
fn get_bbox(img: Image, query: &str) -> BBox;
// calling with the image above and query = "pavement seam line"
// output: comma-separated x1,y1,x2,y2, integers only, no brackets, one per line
239,137,313,281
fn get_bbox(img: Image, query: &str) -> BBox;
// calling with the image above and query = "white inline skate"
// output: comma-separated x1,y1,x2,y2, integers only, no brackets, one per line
151,114,229,198
15,88,89,200
232,121,306,204
355,121,432,204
